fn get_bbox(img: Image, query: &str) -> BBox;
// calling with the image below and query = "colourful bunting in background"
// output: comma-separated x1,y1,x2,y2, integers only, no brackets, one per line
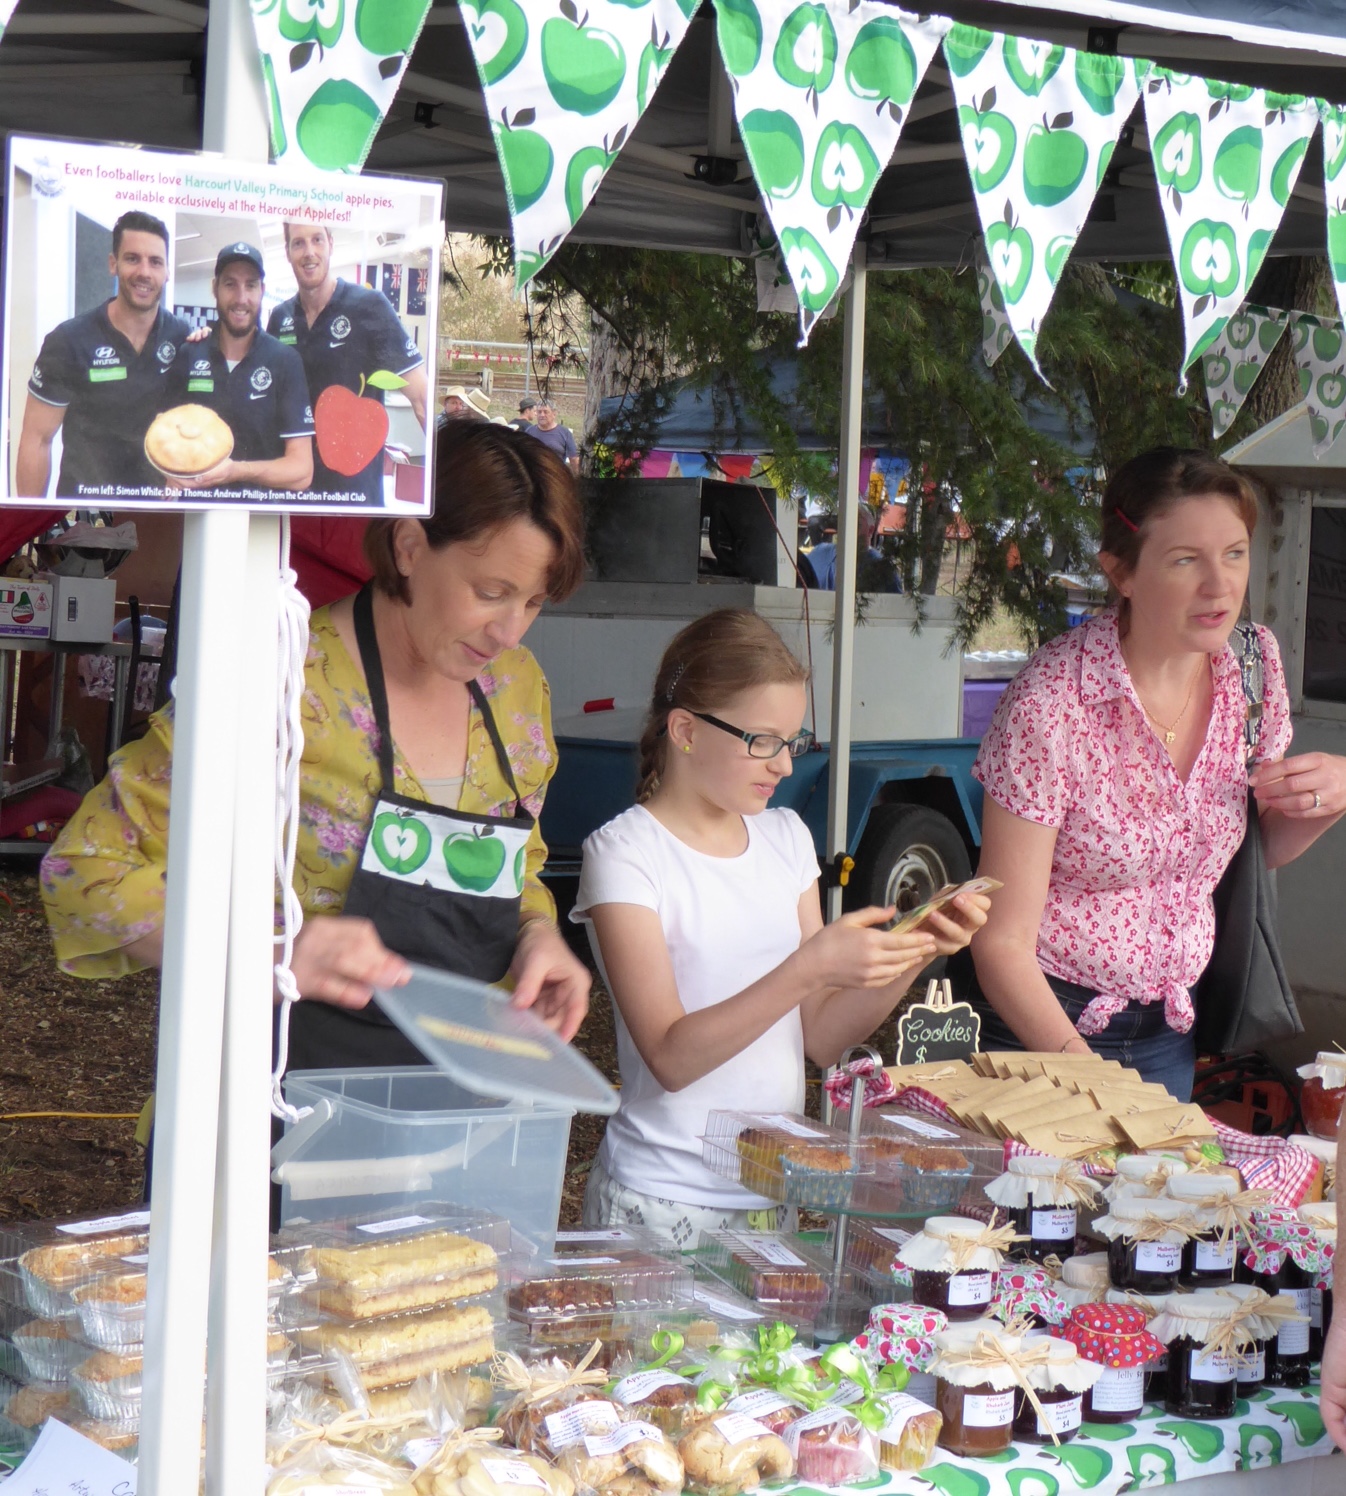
1323,102,1346,327
1143,70,1318,383
1289,312,1346,455
945,26,1145,380
715,0,950,343
463,0,695,287
1199,305,1287,436
250,0,434,171
0,0,18,42
975,237,1013,367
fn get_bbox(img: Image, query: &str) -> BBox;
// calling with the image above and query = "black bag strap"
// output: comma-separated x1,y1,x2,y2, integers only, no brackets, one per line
1230,621,1266,765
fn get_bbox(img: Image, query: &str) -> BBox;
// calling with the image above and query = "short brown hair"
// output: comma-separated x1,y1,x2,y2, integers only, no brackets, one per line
637,609,808,802
364,421,585,605
1101,447,1260,571
282,222,332,246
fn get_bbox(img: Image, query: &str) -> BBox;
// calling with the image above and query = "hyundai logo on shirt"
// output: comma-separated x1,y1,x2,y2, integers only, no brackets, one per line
89,345,125,382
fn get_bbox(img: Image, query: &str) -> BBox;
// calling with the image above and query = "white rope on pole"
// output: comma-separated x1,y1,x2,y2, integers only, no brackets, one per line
270,513,311,1124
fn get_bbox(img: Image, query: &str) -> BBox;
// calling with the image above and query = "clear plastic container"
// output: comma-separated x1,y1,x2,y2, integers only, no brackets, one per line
0,1212,150,1321
294,1299,497,1390
72,1269,146,1351
695,1231,848,1318
3,1376,70,1430
1,1297,83,1384
276,1202,510,1322
276,1068,573,1254
50,1405,140,1459
70,1348,142,1423
702,1111,869,1209
507,1253,691,1346
827,1220,912,1294
547,1227,681,1262
849,1108,1003,1219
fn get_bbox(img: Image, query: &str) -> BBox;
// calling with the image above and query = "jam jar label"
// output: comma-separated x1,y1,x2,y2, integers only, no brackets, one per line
1276,1289,1312,1356
1134,1241,1182,1273
1091,1365,1144,1412
1030,1208,1075,1241
947,1271,993,1306
963,1391,1014,1427
1313,1288,1325,1330
1241,1347,1266,1382
1189,1349,1237,1383
1036,1396,1083,1436
1194,1238,1236,1272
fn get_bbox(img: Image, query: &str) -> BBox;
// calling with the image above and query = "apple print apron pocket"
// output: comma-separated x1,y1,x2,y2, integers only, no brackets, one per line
285,584,533,1073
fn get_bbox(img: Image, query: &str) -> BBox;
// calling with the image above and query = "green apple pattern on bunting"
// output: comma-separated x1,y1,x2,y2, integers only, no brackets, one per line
1324,102,1346,327
1198,305,1287,437
714,0,950,343
0,1,18,42
1143,69,1318,383
1288,311,1346,456
462,0,697,286
975,237,1014,367
945,26,1146,380
249,0,436,171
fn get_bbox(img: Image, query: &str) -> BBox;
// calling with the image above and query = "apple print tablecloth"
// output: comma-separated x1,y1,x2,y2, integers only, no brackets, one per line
775,1384,1337,1496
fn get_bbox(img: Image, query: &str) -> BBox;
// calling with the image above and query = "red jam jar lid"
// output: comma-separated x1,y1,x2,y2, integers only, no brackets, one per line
1064,1301,1166,1368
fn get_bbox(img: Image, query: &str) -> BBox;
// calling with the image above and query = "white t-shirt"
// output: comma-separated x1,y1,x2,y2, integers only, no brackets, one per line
572,804,819,1208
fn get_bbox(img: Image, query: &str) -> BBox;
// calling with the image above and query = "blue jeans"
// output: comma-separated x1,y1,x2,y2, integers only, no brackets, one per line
968,974,1196,1102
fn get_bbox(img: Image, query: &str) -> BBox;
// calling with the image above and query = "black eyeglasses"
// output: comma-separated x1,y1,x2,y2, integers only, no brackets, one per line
691,711,815,759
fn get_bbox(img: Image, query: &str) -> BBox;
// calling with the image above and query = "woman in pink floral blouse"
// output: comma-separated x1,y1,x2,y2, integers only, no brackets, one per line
967,448,1346,1098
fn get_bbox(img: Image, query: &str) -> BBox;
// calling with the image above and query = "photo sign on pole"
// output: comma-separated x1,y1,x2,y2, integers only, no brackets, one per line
2,135,444,515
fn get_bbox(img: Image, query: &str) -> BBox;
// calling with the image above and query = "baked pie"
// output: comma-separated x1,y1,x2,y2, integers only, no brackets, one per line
144,403,232,477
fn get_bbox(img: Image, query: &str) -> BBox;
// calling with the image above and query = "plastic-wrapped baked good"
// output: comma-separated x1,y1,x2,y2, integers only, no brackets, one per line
556,1417,685,1496
611,1370,701,1438
875,1392,942,1472
73,1271,146,1350
51,1406,139,1456
298,1225,500,1321
783,1409,878,1486
71,1348,143,1422
415,1447,576,1496
508,1278,617,1345
4,1380,69,1427
298,1302,494,1391
696,1232,829,1315
267,1441,419,1492
12,1317,81,1382
495,1349,618,1458
777,1145,858,1210
865,1138,974,1213
721,1388,802,1438
678,1411,793,1496
10,1212,150,1319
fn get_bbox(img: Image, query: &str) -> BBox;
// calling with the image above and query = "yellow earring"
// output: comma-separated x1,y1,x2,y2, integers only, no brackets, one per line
682,744,692,753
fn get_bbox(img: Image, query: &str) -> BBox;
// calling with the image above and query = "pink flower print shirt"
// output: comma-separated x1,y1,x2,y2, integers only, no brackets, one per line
972,610,1292,1035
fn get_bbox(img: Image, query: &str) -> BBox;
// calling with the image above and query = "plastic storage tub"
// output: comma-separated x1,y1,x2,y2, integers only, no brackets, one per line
275,1068,572,1253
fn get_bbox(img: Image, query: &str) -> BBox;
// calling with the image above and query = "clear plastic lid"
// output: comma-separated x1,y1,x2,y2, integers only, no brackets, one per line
507,1254,692,1328
546,1227,682,1263
374,964,618,1114
695,1231,850,1317
702,1111,869,1204
1,1212,151,1318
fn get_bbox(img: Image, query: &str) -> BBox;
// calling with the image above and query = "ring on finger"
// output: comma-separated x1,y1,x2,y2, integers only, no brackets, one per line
1314,791,1322,810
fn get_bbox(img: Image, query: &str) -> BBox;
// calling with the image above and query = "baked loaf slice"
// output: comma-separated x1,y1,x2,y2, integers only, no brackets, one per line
20,1233,146,1290
5,1383,69,1427
74,1272,146,1307
300,1302,494,1390
304,1229,498,1319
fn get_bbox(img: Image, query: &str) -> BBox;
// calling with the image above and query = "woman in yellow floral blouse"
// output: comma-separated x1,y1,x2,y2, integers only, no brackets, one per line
41,421,592,1068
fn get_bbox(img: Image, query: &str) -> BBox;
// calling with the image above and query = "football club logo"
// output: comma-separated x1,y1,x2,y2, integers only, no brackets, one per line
251,367,273,392
330,315,352,341
157,341,175,365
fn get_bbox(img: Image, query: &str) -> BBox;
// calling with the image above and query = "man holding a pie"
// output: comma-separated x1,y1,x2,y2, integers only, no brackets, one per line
150,242,314,497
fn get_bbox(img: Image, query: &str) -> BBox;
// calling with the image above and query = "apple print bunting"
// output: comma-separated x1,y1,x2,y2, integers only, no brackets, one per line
1143,70,1318,383
250,0,435,171
945,26,1144,381
975,237,1013,367
0,0,18,42
462,0,697,287
1323,103,1346,327
1289,313,1346,456
1199,306,1287,437
715,0,950,343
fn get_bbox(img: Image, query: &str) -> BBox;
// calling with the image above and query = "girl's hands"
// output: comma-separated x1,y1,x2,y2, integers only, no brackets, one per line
918,892,993,955
1250,752,1346,818
796,906,939,991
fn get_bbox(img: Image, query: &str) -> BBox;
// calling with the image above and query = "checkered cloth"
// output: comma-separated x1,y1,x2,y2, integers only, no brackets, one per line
891,1087,1320,1209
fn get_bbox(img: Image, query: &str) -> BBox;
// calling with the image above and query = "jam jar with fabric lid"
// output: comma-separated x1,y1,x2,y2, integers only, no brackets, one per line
1211,1283,1272,1395
1297,1202,1336,1361
1104,1289,1167,1398
990,1264,1069,1331
1149,1293,1249,1419
895,1216,1019,1323
928,1323,1022,1458
1063,1302,1166,1424
1164,1174,1244,1288
984,1156,1099,1264
1011,1333,1101,1445
1095,1196,1196,1294
1296,1052,1346,1140
1242,1213,1320,1389
1103,1154,1189,1203
1058,1252,1110,1314
858,1304,947,1406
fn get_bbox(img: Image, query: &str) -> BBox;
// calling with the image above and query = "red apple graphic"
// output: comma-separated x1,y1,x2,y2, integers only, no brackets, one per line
314,371,404,477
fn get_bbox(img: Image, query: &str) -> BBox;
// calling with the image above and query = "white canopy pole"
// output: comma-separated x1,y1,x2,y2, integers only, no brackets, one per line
825,243,868,923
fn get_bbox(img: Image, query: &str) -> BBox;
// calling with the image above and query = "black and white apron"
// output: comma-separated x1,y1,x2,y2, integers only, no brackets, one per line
283,584,534,1072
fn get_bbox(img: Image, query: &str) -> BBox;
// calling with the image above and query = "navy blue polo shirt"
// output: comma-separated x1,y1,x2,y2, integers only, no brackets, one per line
164,327,313,491
266,278,422,506
28,301,189,497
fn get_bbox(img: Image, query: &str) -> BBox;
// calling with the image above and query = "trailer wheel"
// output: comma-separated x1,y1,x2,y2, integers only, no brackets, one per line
843,805,972,978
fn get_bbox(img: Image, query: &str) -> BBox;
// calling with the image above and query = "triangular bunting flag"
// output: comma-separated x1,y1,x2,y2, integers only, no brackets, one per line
1143,70,1318,381
250,0,434,171
463,0,696,287
975,237,1013,367
1323,102,1346,326
945,27,1145,379
716,0,950,344
1289,312,1346,455
1199,304,1287,436
0,1,18,41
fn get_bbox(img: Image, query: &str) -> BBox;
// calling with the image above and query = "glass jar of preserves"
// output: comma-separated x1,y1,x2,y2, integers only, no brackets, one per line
1102,1154,1189,1204
990,1266,1069,1332
1096,1197,1196,1295
896,1216,1014,1324
929,1324,1021,1458
984,1156,1099,1264
1150,1294,1249,1420
1010,1334,1099,1445
1103,1289,1167,1399
1296,1053,1346,1140
1166,1175,1242,1289
1297,1203,1337,1362
1209,1285,1271,1396
1062,1302,1166,1425
1255,1258,1313,1389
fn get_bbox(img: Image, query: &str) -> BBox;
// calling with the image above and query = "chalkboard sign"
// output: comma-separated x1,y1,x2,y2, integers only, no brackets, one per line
896,979,981,1066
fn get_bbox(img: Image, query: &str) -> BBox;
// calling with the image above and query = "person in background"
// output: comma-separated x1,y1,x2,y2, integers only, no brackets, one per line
810,507,899,593
528,399,579,474
439,386,489,426
966,447,1346,1099
511,397,538,433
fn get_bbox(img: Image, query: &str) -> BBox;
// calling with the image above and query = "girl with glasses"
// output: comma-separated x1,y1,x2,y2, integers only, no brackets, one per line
571,608,990,1237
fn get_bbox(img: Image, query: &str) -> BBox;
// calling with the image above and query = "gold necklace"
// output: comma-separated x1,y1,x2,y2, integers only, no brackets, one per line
1137,659,1206,746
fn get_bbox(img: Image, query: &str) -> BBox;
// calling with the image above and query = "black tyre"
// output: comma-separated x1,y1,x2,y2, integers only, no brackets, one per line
843,804,972,979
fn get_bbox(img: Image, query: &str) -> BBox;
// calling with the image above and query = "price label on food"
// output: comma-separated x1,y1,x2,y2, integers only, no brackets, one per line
693,1288,760,1322
481,1459,550,1489
748,1239,807,1268
544,1402,619,1449
754,1114,826,1138
56,1210,151,1236
613,1371,688,1404
728,1388,796,1417
556,1230,634,1243
882,1115,960,1139
582,1422,663,1457
714,1413,772,1444
355,1214,436,1235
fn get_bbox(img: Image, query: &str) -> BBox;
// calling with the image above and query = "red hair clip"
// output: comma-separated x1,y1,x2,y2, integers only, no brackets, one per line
1113,509,1140,534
